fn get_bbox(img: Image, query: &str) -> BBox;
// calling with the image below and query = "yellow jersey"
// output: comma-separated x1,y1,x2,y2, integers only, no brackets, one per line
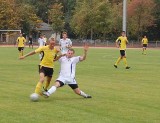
17,36,26,47
35,45,58,68
142,38,148,44
116,36,128,50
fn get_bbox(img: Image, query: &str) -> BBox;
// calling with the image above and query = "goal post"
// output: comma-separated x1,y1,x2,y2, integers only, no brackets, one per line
0,30,21,45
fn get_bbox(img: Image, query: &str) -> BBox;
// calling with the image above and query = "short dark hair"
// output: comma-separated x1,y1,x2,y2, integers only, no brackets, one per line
62,32,67,35
68,48,75,53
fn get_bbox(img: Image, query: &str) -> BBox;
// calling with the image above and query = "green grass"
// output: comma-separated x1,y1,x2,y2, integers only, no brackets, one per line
0,47,159,123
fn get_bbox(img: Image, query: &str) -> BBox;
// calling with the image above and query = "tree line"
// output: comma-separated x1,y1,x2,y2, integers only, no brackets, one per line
0,0,159,41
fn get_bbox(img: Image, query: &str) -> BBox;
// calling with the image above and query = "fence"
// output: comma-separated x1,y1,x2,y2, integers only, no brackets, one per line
1,39,160,48
72,40,160,48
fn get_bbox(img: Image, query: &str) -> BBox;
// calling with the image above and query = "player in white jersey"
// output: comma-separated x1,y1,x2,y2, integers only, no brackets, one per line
38,34,45,59
43,44,92,98
59,32,72,54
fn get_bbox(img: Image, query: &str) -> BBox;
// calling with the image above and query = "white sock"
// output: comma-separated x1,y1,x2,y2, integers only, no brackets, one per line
48,86,57,95
80,91,87,97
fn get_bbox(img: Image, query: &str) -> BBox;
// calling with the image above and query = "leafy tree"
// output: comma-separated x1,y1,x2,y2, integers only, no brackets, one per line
71,0,113,41
0,0,21,29
48,3,65,37
0,0,41,36
109,2,123,38
127,0,156,41
19,4,42,35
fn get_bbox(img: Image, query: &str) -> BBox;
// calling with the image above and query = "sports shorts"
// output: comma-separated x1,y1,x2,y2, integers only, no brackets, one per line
56,76,77,85
120,50,126,57
143,44,147,48
39,65,54,77
18,47,24,51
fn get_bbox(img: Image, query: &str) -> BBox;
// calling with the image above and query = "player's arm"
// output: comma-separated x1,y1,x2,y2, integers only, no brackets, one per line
19,51,36,59
66,39,72,48
141,39,143,45
115,38,120,48
54,54,66,61
79,44,89,61
24,37,26,47
126,37,129,44
16,38,19,47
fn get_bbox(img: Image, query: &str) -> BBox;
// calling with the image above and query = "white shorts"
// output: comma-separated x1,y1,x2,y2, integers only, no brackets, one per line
56,76,77,85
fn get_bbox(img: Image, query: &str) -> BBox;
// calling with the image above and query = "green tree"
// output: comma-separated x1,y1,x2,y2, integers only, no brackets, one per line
19,4,42,35
48,3,65,37
0,0,21,29
128,0,156,41
0,0,41,35
71,0,113,41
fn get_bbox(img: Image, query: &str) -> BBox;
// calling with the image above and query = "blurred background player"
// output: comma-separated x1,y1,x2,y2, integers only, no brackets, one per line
19,38,60,97
38,34,45,59
43,34,47,46
16,33,26,57
43,44,92,99
142,35,148,55
114,31,130,69
59,32,72,54
28,35,33,49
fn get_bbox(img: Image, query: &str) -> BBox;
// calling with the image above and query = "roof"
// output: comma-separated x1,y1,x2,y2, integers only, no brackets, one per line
37,22,52,31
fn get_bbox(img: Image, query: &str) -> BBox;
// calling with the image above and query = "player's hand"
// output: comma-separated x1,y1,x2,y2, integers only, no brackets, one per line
19,56,25,60
84,43,89,52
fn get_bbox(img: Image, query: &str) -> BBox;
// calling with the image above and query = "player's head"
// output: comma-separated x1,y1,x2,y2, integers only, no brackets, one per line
144,35,146,38
122,31,126,36
67,49,75,58
48,37,55,49
20,33,22,37
62,32,68,39
40,34,43,38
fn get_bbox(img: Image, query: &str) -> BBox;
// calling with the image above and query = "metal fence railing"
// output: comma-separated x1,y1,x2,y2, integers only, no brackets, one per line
1,39,160,48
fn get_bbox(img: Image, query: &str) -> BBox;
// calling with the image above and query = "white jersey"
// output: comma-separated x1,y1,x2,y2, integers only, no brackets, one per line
58,56,80,79
59,38,72,54
38,38,45,47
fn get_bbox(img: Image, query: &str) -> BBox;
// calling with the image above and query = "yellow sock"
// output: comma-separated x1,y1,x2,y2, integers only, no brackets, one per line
19,52,21,57
123,57,128,67
44,81,50,91
115,57,121,65
21,51,23,56
34,82,42,94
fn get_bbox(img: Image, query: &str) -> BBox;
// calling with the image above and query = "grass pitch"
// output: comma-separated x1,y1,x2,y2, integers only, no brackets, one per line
0,46,159,123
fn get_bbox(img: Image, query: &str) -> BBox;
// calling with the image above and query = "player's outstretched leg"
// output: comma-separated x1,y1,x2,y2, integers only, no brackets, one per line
42,81,61,98
114,57,121,68
123,57,130,69
73,88,92,98
43,86,57,98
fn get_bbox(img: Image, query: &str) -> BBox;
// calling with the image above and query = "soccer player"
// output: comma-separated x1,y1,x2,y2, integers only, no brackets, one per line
114,31,130,69
19,38,60,96
142,35,148,55
43,44,92,98
28,35,33,49
43,34,47,46
59,32,72,54
38,34,46,59
16,33,26,57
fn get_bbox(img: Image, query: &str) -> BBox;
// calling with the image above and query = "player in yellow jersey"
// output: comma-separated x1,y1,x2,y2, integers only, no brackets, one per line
114,31,130,69
20,38,62,97
141,35,148,55
16,33,26,57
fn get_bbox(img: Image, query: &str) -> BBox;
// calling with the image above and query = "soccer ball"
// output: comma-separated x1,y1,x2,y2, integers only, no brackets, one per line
30,93,39,102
